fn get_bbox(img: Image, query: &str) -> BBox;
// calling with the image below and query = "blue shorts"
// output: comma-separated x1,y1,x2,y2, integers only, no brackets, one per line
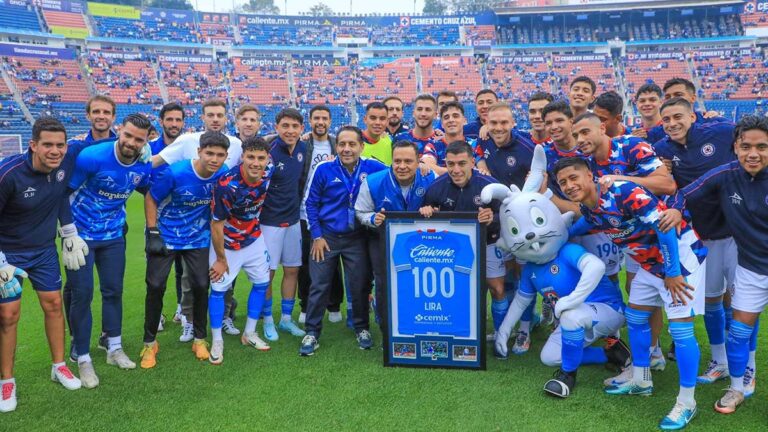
1,246,62,303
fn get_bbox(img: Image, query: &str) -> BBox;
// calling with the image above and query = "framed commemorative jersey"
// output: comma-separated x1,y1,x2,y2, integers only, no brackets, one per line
382,212,486,370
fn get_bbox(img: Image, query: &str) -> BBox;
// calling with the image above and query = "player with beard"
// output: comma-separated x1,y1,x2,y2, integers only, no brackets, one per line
394,94,439,155
384,96,409,138
235,105,261,140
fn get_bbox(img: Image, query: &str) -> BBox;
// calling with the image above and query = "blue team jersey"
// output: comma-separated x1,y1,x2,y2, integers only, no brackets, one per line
422,137,479,167
578,180,706,278
653,121,735,240
261,139,307,227
647,112,729,144
69,140,152,241
519,243,624,310
366,168,436,213
463,118,483,140
67,129,117,147
474,131,535,189
149,135,171,181
394,130,439,156
543,141,584,199
150,160,226,250
590,135,662,179
211,164,270,251
392,230,474,337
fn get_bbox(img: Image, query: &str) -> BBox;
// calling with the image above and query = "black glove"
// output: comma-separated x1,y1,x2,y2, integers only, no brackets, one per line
145,227,168,256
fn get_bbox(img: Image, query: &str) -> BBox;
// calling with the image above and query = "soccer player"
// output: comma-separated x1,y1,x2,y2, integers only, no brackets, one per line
464,89,498,140
300,126,387,356
384,96,409,137
235,104,261,140
418,141,509,342
140,131,230,368
654,98,750,386
65,114,154,386
593,91,631,138
260,108,307,341
665,115,768,413
355,140,437,331
297,105,344,325
556,157,706,430
567,76,597,119
154,98,243,338
631,83,665,143
208,137,273,365
525,92,554,145
68,95,117,147
422,101,475,176
0,118,85,412
361,102,393,166
394,94,439,155
434,89,459,131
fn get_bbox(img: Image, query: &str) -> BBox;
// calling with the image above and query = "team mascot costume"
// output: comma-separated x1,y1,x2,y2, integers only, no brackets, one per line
481,146,631,397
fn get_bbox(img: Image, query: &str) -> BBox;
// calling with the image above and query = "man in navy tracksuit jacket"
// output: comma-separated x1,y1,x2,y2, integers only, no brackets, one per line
301,126,387,355
354,140,437,330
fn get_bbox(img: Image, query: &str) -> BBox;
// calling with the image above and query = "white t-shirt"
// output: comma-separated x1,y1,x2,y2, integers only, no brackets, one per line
158,131,243,169
300,139,333,221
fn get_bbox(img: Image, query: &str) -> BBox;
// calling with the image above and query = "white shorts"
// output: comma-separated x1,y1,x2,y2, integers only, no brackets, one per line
629,258,706,320
731,265,768,314
703,237,737,298
624,250,641,274
540,302,625,367
209,236,271,292
261,223,302,271
573,233,621,276
486,243,513,279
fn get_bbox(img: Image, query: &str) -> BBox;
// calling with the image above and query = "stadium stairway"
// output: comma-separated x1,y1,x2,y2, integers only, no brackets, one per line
686,56,708,113
0,67,33,124
150,60,171,103
287,60,298,105
77,54,98,97
415,60,423,94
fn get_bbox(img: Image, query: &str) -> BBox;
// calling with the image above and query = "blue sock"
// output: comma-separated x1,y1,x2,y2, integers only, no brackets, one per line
625,307,653,368
262,297,273,319
248,283,269,320
209,290,225,330
724,304,733,331
727,321,754,380
561,327,585,372
581,346,608,365
521,296,535,322
669,321,700,388
704,301,726,345
749,318,760,352
491,298,510,331
281,298,295,318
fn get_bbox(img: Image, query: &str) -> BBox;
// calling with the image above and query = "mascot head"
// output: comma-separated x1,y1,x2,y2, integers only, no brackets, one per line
481,145,574,265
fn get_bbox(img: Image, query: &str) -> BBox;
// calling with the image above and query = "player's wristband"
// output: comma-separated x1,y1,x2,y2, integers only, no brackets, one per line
58,223,78,239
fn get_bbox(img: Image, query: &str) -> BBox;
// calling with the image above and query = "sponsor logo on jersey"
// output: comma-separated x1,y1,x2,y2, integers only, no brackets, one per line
672,155,681,166
730,192,743,205
277,162,285,170
332,177,342,183
23,186,36,198
444,198,455,206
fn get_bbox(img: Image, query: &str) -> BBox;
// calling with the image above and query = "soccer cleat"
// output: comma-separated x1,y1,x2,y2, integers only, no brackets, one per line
493,344,508,360
241,332,270,351
651,352,667,371
51,364,82,390
486,331,497,343
157,314,166,332
191,340,210,361
106,349,136,370
714,388,745,414
356,330,373,350
279,319,306,337
209,340,224,365
0,381,17,413
221,318,240,336
512,331,530,355
544,369,577,398
263,322,279,341
605,379,653,396
604,367,633,387
697,360,729,384
659,402,697,430
667,342,676,362
97,333,108,351
77,361,99,389
140,342,159,369
328,311,342,323
298,312,306,324
743,367,756,398
172,305,183,323
299,335,319,356
541,302,556,327
604,337,632,371
179,322,194,343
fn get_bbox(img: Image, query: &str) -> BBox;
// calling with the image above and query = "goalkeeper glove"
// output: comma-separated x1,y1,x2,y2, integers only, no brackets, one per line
138,142,152,164
145,227,168,256
59,224,89,271
0,252,27,300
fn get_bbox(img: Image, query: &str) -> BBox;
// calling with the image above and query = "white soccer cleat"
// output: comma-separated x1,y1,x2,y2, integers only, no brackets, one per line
222,318,240,335
179,322,194,343
77,361,99,389
697,360,729,384
209,340,224,365
51,364,81,390
650,352,667,371
744,367,756,398
157,314,166,332
0,381,17,413
604,366,633,387
106,349,136,370
241,332,270,351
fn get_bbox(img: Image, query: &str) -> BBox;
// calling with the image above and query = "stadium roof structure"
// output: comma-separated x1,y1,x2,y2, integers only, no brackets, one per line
494,0,745,15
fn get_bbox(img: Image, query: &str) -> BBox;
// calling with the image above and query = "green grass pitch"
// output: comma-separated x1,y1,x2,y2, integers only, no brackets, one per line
3,194,767,431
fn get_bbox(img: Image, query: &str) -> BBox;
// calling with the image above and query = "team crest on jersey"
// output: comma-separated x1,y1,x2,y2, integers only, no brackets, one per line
132,173,142,185
701,143,715,157
608,216,621,227
415,187,425,197
473,195,482,206
359,173,367,182
506,156,517,167
56,170,65,182
613,168,622,175
550,264,559,274
297,153,304,163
